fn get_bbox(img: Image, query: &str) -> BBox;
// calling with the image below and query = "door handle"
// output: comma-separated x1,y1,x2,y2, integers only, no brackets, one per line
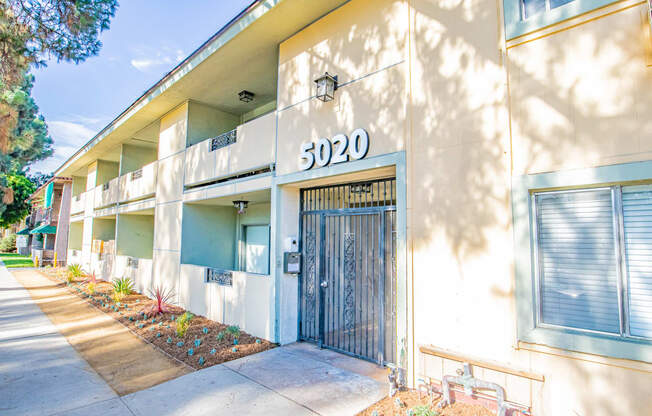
320,280,328,288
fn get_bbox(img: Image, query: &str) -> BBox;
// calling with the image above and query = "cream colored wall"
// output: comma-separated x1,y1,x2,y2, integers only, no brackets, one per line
276,0,408,176
500,2,652,415
508,1,652,176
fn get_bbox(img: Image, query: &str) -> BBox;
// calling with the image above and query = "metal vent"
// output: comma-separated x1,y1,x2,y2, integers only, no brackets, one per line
127,257,139,268
74,195,81,201
206,268,233,286
102,183,110,191
210,129,237,151
131,169,143,180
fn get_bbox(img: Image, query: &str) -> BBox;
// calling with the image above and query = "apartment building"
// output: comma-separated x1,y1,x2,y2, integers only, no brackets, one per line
54,0,652,414
17,177,72,264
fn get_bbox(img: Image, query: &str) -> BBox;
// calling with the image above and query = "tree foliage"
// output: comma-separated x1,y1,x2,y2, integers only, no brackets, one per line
0,0,118,89
0,173,35,227
0,0,117,207
1,74,53,172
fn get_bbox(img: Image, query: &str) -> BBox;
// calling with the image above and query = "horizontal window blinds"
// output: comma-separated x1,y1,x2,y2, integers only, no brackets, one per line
535,189,620,334
622,186,652,338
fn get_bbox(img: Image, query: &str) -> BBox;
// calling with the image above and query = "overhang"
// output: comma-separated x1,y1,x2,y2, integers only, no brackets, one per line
30,224,57,234
55,0,348,178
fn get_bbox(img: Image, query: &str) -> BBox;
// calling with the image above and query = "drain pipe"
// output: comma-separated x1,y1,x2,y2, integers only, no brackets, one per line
437,363,510,416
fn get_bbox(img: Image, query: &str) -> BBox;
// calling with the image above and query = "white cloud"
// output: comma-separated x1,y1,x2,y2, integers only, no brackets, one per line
130,48,185,72
28,120,99,175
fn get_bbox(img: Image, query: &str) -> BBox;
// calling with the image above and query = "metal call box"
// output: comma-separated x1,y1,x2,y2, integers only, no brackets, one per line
283,252,301,274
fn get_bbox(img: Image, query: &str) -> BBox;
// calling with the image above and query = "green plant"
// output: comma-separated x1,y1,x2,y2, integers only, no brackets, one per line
175,311,194,338
216,331,225,341
226,325,240,339
112,277,134,302
0,234,17,252
408,405,439,416
68,263,84,277
87,282,96,294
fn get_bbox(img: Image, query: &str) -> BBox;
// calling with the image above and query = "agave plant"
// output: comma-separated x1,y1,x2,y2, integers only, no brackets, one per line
146,285,175,315
68,264,84,278
112,277,134,302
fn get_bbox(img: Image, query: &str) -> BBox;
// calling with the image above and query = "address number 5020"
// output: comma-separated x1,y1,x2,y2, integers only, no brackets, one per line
299,128,369,171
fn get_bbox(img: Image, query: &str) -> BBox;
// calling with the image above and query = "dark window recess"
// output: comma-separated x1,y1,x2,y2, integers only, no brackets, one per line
102,183,110,191
74,195,81,201
206,268,233,286
131,169,143,181
210,129,237,151
184,165,274,191
550,0,573,8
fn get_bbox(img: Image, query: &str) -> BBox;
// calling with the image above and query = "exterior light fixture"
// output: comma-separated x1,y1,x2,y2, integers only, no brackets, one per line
233,200,248,214
314,72,337,102
238,90,255,103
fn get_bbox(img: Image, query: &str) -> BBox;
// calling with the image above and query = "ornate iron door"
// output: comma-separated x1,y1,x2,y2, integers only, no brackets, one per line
299,179,397,365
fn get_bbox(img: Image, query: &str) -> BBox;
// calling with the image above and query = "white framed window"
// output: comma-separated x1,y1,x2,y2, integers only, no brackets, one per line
533,185,652,339
242,225,270,275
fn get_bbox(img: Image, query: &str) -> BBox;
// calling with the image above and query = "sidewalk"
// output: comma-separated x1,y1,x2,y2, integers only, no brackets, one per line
0,264,386,416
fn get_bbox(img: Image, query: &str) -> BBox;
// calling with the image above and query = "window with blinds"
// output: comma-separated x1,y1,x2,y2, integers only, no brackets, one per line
534,185,652,339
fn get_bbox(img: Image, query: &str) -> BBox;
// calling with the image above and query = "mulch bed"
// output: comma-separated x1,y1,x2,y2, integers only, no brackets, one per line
357,390,495,416
39,267,276,370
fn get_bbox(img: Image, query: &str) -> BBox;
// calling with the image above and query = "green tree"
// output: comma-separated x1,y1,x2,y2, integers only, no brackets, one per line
1,74,53,173
0,0,118,89
0,173,35,227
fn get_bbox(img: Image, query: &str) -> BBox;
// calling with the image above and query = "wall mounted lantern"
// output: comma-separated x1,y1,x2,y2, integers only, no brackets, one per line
238,90,255,103
314,72,337,102
233,200,248,214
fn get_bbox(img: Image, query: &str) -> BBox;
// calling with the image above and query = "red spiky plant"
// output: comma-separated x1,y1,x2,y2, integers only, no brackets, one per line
146,285,175,315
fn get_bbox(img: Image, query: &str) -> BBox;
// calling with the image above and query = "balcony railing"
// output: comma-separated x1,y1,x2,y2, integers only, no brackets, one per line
91,161,158,209
70,192,86,214
119,161,157,203
184,111,276,187
94,176,120,209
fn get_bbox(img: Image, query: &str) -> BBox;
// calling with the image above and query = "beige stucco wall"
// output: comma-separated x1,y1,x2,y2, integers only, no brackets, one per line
508,1,652,176
276,0,408,176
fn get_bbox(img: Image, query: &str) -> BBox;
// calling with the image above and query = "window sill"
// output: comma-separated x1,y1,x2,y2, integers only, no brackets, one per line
519,325,652,364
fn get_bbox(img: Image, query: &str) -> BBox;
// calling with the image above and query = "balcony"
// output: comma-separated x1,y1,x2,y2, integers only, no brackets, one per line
70,192,86,214
94,177,120,209
184,111,276,187
119,161,158,203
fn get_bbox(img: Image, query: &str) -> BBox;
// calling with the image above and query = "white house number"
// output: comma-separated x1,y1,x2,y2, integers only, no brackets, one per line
299,128,369,171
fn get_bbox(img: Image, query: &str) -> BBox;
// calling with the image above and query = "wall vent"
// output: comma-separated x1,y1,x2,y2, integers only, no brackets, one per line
210,129,237,151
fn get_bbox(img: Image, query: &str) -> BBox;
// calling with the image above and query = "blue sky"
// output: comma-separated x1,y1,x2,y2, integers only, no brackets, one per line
29,0,253,175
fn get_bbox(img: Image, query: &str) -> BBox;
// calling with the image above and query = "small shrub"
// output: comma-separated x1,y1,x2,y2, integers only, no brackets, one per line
226,325,240,339
112,277,134,302
408,405,440,416
175,311,194,338
87,282,96,294
216,331,225,341
0,234,17,252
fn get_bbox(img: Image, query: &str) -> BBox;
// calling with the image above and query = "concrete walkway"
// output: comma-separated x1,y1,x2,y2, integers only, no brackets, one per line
0,264,386,416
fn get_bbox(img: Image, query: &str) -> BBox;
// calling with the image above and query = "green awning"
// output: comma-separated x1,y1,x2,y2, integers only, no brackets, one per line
30,224,56,234
16,227,31,235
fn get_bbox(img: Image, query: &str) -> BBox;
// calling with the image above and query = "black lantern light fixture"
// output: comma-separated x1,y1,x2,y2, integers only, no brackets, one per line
238,90,255,103
314,72,337,102
233,200,248,214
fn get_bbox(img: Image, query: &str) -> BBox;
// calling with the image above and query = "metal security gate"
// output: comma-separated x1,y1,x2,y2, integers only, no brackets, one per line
299,178,397,365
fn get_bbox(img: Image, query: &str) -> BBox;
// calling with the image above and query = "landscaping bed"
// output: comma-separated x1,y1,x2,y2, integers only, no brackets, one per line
40,267,276,370
357,390,494,416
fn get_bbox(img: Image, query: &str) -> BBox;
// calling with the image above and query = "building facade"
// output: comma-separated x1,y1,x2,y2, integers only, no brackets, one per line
55,0,652,414
21,177,72,264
